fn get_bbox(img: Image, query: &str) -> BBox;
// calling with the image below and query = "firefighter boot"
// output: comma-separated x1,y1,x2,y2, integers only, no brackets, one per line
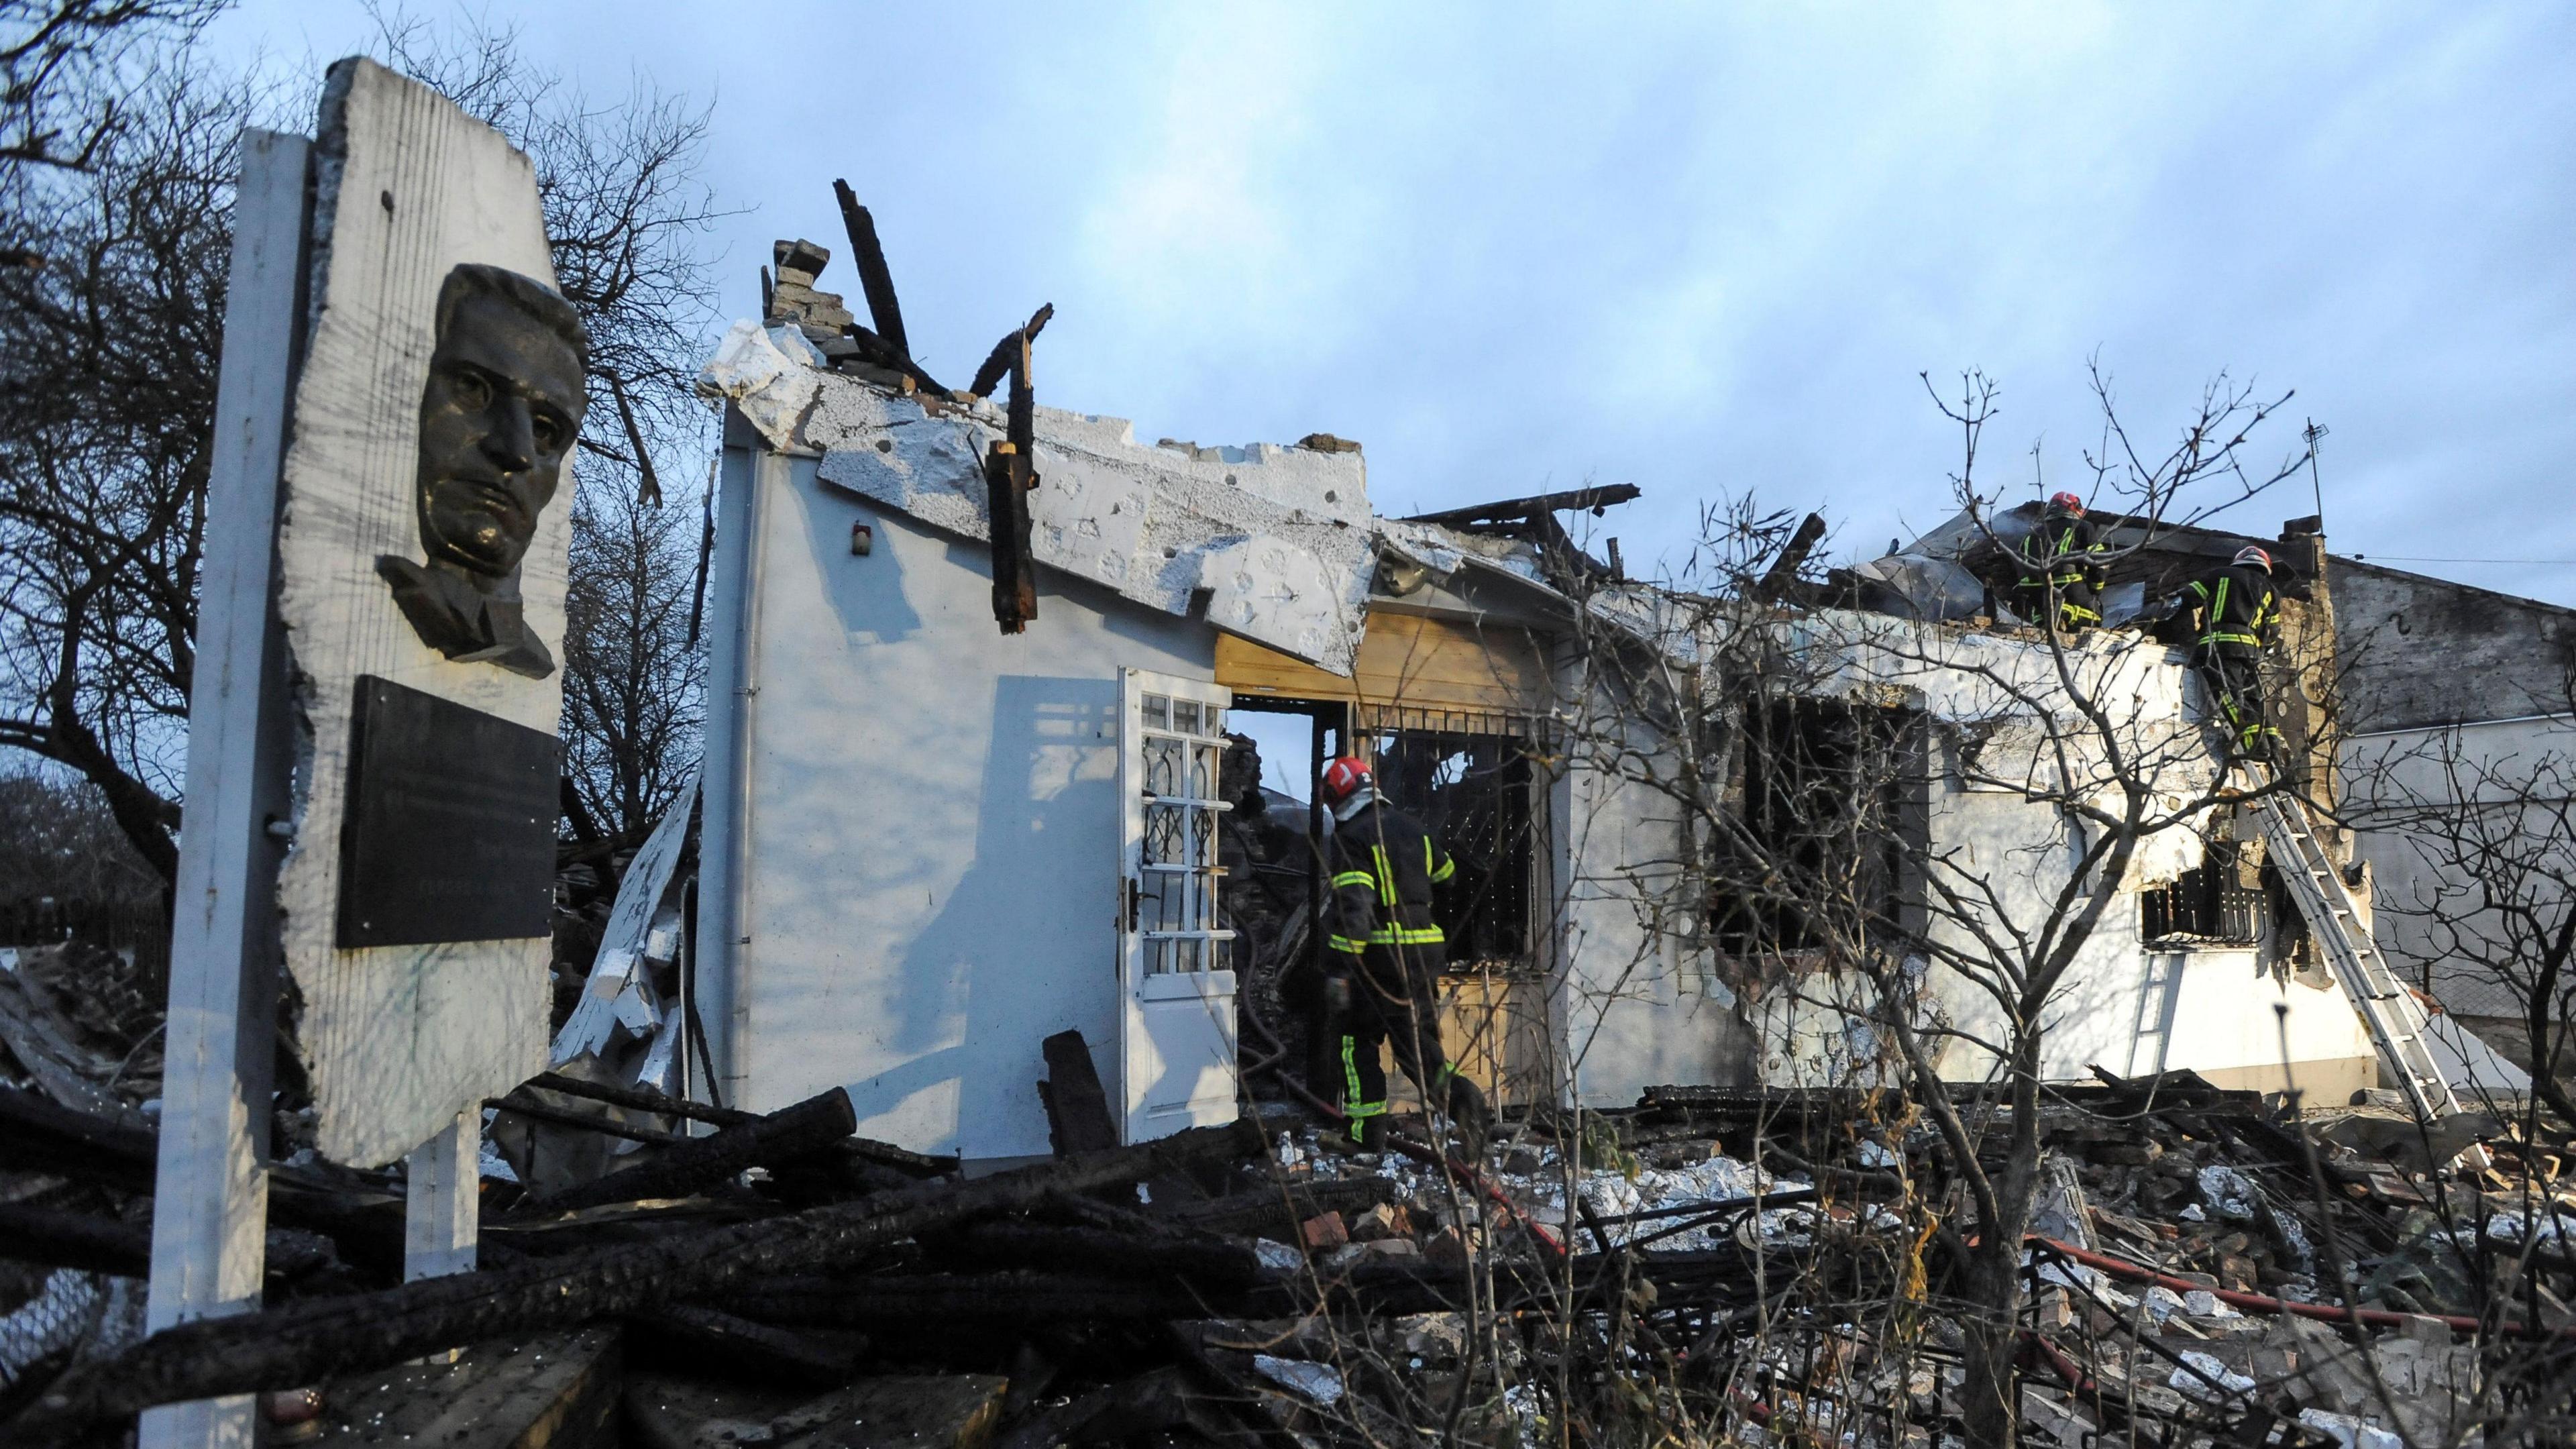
1444,1074,1492,1158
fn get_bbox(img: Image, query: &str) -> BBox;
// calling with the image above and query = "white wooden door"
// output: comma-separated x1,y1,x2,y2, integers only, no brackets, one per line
1117,669,1240,1142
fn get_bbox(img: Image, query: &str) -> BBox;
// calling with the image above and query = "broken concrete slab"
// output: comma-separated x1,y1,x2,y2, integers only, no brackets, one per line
796,376,1375,672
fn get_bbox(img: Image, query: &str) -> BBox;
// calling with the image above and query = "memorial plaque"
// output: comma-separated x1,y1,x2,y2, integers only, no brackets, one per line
270,58,567,1165
336,676,557,949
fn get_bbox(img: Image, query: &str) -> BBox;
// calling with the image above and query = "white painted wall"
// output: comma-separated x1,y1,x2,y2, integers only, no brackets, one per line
696,445,1216,1159
1915,780,2374,1092
1550,685,1747,1108
1706,619,2377,1094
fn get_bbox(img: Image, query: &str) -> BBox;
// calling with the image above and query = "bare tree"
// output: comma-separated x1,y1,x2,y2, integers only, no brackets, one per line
2345,679,2576,1125
559,478,704,845
0,0,226,174
0,54,269,884
0,13,724,882
1542,366,2320,1442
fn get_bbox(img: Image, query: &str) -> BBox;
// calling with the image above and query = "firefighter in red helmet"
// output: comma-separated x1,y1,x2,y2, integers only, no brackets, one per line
2012,491,2110,635
1313,755,1491,1151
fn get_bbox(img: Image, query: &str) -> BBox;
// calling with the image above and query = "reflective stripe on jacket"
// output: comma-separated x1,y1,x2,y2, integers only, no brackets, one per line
2015,511,2108,592
1324,800,1454,956
2185,564,2277,653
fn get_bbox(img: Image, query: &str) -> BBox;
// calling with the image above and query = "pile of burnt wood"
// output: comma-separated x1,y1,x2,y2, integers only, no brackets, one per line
5,1058,2574,1448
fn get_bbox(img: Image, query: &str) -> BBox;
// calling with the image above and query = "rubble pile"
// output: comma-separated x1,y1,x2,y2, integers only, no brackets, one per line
5,947,2575,1449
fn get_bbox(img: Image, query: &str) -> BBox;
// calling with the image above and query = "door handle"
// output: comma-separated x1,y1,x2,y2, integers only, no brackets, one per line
1125,877,1140,932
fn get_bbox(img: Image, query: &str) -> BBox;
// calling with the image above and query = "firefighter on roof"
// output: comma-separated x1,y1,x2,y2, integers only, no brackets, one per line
2012,492,2110,635
1315,755,1491,1151
2183,545,2284,759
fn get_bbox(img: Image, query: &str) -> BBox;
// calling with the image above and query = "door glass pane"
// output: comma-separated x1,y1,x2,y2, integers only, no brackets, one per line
1143,694,1169,730
1144,737,1180,797
1173,700,1199,735
1145,803,1183,864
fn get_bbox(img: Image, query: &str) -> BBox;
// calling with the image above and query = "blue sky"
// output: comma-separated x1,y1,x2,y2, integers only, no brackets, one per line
211,3,2576,605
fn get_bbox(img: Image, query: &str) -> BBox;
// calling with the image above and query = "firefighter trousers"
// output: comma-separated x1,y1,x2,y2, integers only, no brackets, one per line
2196,647,2278,757
2012,578,2101,633
1316,941,1453,1134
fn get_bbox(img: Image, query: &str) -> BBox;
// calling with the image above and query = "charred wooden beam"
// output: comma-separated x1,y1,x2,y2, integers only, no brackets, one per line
487,1091,693,1147
720,1270,1214,1327
1160,1177,1398,1242
0,1083,156,1191
625,1303,859,1389
0,1203,153,1277
832,179,910,360
930,1221,1268,1293
841,320,951,398
1401,484,1642,529
1756,512,1829,598
969,303,1054,400
526,1087,858,1215
983,327,1040,633
1037,1029,1115,1155
0,1205,345,1283
529,1069,754,1128
994,1367,1201,1449
7,1120,1262,1440
0,1087,408,1277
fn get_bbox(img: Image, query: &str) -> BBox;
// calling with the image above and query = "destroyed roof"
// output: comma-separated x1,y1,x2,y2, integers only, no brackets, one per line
698,320,1555,675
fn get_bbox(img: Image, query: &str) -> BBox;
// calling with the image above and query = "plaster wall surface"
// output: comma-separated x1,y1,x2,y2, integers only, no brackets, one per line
1917,777,2373,1089
2332,559,2576,733
1550,685,1746,1107
698,447,1216,1159
2342,715,2573,1023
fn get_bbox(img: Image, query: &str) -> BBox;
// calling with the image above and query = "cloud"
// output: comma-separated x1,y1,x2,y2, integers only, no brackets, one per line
207,1,2576,602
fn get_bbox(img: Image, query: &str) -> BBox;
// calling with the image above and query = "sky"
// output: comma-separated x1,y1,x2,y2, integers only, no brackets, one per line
207,3,2576,608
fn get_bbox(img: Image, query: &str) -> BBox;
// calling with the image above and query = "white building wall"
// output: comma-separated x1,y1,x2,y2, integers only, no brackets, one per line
1550,698,1747,1108
1725,619,2379,1095
1917,777,2375,1095
696,445,1216,1160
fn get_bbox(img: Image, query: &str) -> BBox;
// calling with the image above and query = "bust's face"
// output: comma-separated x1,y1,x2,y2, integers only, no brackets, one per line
414,292,584,579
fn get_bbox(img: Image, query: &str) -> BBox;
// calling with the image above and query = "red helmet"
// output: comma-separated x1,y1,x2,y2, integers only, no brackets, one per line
1320,756,1373,806
2048,491,2084,515
2235,546,2271,571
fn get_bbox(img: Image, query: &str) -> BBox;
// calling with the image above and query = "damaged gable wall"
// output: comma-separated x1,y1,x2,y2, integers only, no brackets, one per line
704,322,1378,674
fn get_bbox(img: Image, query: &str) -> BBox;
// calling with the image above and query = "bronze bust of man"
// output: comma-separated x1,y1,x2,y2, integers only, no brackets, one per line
376,263,588,678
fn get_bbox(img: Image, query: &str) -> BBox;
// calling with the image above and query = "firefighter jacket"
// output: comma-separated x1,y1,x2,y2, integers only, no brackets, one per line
2015,509,2108,595
1324,799,1454,959
2184,564,2278,657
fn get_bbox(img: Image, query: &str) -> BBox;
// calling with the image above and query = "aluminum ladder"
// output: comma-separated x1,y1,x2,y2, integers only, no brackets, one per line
2248,781,2485,1165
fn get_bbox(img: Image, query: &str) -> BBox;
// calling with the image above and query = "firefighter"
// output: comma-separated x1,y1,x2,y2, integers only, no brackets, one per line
1316,755,1491,1151
2183,545,2283,759
2011,491,2109,634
